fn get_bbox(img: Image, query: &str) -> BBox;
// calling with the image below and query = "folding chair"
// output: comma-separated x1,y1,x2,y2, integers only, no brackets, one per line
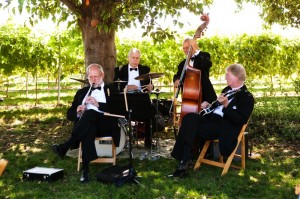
194,122,248,176
0,159,8,176
172,86,182,138
77,137,116,171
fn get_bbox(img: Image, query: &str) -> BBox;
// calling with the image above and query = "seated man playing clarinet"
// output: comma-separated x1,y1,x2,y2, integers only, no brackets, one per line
52,63,120,183
171,63,254,177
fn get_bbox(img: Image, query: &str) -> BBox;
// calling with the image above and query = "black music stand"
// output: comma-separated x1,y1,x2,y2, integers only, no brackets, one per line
108,93,152,121
107,93,152,186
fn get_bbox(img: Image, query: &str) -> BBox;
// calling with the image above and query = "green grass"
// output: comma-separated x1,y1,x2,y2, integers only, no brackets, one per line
0,89,299,199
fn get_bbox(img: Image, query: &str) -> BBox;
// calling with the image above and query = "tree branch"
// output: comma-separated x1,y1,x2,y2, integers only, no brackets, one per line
59,0,82,16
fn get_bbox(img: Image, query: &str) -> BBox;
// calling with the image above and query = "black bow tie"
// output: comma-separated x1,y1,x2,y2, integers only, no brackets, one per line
190,56,195,61
91,86,102,91
130,68,137,71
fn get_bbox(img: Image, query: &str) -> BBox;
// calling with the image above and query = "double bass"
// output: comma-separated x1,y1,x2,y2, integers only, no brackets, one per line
170,13,210,125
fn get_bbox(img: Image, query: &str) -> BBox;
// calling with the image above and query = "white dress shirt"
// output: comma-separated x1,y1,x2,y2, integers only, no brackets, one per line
127,64,141,89
213,85,243,117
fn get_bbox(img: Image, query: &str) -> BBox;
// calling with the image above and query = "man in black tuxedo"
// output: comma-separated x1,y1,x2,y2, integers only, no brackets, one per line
52,63,120,183
173,38,217,103
171,64,254,177
114,48,153,92
173,38,217,159
114,48,154,148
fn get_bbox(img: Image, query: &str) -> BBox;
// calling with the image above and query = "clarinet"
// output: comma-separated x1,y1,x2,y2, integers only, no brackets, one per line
82,83,95,105
78,83,94,120
198,89,241,117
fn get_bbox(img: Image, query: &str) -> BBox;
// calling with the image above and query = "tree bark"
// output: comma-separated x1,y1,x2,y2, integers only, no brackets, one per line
60,0,117,83
78,18,116,83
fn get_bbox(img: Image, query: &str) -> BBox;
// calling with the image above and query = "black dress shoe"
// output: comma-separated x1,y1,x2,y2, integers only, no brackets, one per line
172,168,188,178
51,144,66,158
80,172,89,183
171,160,192,178
178,160,192,170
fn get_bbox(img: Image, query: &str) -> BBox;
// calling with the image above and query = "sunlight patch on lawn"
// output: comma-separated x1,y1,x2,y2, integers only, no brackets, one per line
142,170,160,177
258,170,266,175
175,187,188,198
186,190,201,198
11,119,24,125
250,175,259,182
34,138,43,145
283,149,291,153
238,170,245,176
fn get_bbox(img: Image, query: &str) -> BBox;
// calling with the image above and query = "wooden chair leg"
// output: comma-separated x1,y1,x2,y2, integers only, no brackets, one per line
241,133,246,169
194,140,211,170
0,159,8,176
112,141,116,165
77,142,82,172
194,122,249,176
77,137,116,171
221,129,245,176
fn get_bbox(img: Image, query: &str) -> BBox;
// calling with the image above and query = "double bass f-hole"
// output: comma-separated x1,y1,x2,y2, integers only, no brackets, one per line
169,13,210,123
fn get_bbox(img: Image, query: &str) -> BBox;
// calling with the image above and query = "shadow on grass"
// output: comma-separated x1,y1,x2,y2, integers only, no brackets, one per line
0,94,299,198
0,116,299,198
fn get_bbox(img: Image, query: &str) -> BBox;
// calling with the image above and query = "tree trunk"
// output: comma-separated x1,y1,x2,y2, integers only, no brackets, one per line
35,72,38,106
78,19,116,83
26,72,28,98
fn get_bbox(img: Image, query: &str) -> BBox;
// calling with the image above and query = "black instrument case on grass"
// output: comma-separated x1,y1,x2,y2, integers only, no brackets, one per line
23,167,64,182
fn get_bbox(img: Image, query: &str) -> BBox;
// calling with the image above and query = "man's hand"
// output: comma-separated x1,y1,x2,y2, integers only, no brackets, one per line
217,94,229,108
127,85,138,91
201,101,210,109
174,79,180,88
85,96,99,108
146,83,153,92
77,105,86,115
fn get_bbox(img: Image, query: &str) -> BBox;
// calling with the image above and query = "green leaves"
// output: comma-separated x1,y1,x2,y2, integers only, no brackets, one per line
234,0,300,28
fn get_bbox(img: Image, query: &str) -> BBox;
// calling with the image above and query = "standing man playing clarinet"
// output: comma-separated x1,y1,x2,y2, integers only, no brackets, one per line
52,63,120,183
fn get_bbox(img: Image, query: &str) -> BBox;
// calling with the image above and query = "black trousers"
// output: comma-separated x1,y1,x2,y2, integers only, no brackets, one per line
171,113,223,162
63,110,120,168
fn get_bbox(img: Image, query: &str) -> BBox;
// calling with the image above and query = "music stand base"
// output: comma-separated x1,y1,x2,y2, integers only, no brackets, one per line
114,167,140,187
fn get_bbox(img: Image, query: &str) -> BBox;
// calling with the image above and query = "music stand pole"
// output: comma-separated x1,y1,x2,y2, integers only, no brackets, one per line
128,109,134,167
115,109,140,187
147,90,162,160
154,92,160,149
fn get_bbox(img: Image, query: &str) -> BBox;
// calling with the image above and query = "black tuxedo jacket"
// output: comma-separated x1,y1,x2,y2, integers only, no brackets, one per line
114,64,151,92
171,84,254,160
216,85,254,156
66,84,120,146
173,51,216,103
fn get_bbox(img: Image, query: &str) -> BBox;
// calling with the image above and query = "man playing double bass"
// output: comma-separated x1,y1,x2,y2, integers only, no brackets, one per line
172,38,217,162
173,38,216,104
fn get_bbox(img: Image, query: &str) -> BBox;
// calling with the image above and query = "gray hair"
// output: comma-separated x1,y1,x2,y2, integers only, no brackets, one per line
182,38,190,44
128,48,141,57
226,63,246,82
86,63,104,75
